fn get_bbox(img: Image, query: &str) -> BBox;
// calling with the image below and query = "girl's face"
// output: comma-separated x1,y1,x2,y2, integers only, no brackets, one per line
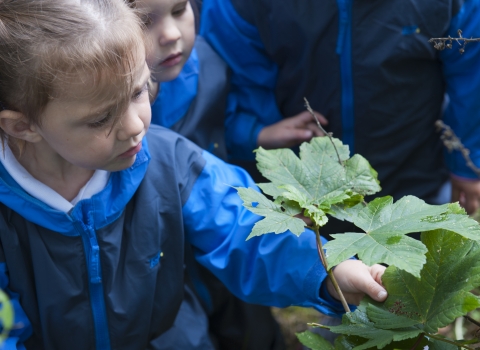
32,60,152,172
137,0,196,82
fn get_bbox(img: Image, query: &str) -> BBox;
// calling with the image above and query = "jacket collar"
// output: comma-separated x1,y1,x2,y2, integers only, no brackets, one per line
0,137,151,235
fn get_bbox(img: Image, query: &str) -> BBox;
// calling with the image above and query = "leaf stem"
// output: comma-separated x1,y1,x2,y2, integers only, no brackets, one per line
426,333,476,350
307,322,331,330
465,315,480,328
314,226,350,313
304,98,345,167
410,333,424,350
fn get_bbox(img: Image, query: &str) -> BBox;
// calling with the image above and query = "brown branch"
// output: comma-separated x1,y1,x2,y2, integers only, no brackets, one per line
465,315,480,328
304,97,344,167
435,120,480,178
314,226,350,313
429,29,480,54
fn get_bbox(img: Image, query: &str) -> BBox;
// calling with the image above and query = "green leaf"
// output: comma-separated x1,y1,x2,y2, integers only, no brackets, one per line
236,187,305,239
0,289,13,342
325,231,427,277
236,137,381,237
296,331,334,350
328,301,422,350
382,230,480,333
324,196,480,276
334,335,370,350
366,303,421,330
257,138,380,200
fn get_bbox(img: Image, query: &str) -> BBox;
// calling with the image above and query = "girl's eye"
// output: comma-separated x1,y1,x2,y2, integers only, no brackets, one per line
172,4,187,17
141,13,156,28
133,83,149,101
88,113,113,129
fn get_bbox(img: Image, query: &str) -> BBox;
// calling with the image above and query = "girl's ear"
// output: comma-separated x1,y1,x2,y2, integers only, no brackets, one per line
0,110,43,143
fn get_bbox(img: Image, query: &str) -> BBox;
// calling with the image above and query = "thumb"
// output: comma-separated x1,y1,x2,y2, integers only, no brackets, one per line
363,266,388,302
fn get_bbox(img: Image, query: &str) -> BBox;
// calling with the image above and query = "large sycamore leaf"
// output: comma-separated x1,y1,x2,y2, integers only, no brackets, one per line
255,137,380,204
324,196,480,277
236,137,381,239
382,230,480,333
318,231,480,350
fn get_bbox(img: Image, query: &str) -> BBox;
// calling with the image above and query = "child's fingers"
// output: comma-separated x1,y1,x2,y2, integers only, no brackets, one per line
315,112,328,126
287,128,313,143
288,111,316,125
290,110,328,127
369,264,386,286
363,265,388,302
366,282,388,302
306,122,325,136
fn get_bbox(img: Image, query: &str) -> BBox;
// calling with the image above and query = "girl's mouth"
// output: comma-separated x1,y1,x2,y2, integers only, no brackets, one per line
159,53,182,67
119,142,142,158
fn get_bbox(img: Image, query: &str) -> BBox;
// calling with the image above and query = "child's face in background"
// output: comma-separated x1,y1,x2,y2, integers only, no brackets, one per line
137,0,196,82
33,60,152,172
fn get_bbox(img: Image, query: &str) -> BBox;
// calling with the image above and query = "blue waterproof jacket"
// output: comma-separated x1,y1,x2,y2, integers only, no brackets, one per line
200,0,480,202
0,126,343,349
151,36,230,160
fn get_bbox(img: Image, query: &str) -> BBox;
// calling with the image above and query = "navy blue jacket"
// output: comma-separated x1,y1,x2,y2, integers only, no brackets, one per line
0,126,342,349
200,0,480,202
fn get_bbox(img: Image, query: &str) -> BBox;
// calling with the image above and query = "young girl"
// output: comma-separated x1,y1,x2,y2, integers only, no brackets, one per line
0,1,387,349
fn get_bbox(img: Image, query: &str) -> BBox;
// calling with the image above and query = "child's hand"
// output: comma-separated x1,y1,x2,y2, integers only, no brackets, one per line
257,110,328,149
327,260,387,305
451,175,480,215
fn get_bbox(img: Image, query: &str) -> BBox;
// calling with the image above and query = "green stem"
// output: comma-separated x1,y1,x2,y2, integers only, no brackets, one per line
307,322,331,330
314,226,350,313
426,333,476,350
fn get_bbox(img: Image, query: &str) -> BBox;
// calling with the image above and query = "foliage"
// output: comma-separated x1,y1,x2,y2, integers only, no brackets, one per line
0,289,13,343
235,136,480,350
236,137,380,240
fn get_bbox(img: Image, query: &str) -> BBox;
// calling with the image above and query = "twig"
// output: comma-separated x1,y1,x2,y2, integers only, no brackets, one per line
304,97,345,167
314,225,350,313
307,322,331,330
465,315,480,328
426,332,476,350
435,120,480,177
429,29,480,54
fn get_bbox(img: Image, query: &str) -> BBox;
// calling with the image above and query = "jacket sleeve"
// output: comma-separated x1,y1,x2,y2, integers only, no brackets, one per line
200,0,284,161
440,0,480,178
0,263,32,349
183,151,345,317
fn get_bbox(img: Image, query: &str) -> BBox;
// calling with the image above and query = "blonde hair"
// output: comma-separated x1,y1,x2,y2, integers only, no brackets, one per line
0,0,146,147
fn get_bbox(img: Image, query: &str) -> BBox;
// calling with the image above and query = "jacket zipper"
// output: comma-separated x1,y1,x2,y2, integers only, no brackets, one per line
74,217,112,350
336,0,355,153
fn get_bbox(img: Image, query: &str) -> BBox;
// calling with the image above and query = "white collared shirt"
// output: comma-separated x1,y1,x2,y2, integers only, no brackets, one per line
0,145,110,213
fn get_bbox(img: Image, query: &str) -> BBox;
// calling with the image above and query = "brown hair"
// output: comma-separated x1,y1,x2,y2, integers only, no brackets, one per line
0,0,146,146
128,0,200,33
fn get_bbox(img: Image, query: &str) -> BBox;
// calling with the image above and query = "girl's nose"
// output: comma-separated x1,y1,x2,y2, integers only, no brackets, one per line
157,20,181,46
116,108,144,141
